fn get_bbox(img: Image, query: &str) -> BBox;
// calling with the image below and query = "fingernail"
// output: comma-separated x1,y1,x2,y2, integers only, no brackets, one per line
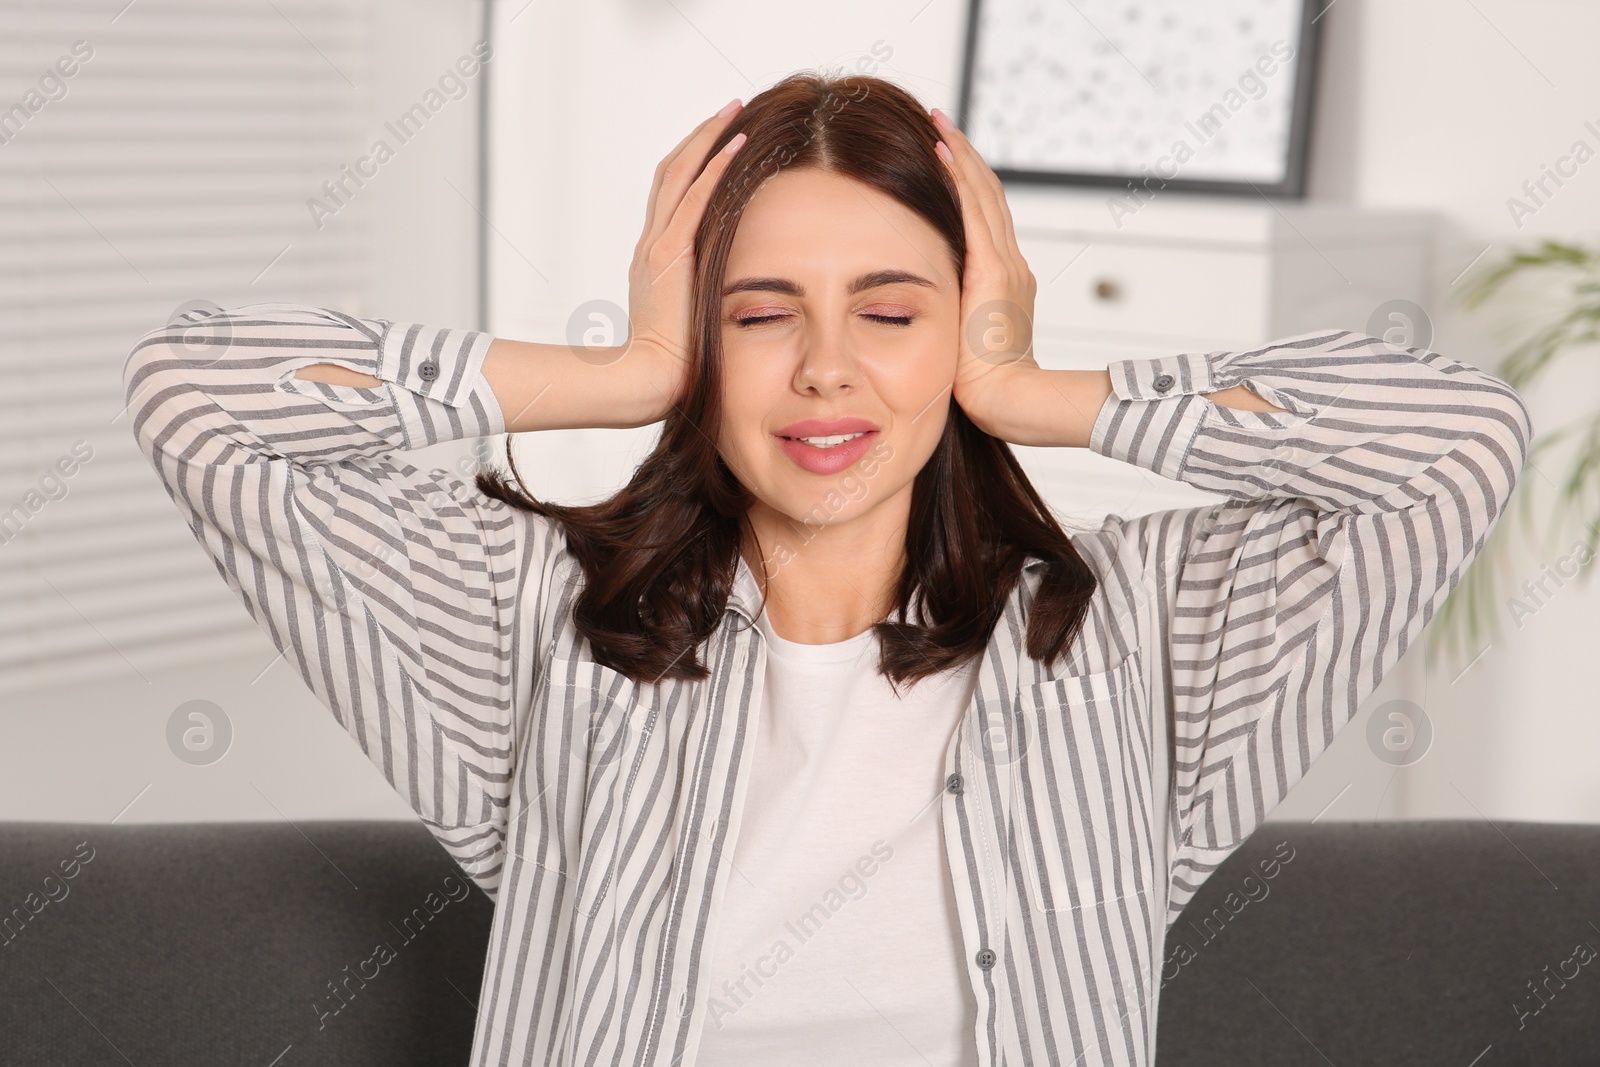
717,97,742,118
723,131,747,154
931,107,949,128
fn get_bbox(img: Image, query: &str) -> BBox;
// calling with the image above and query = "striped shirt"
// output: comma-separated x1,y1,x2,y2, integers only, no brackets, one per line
123,303,1531,1066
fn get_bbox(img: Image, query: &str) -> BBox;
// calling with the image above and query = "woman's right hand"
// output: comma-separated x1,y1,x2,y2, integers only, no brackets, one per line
622,98,747,423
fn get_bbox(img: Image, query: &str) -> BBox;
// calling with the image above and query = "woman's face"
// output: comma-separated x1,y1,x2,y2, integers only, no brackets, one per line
717,166,960,553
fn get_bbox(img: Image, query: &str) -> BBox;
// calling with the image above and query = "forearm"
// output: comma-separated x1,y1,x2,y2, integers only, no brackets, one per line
1089,332,1532,514
998,367,1283,448
127,304,500,466
297,338,670,433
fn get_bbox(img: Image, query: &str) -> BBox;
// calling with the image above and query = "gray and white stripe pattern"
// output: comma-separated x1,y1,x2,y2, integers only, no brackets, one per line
124,304,1530,1066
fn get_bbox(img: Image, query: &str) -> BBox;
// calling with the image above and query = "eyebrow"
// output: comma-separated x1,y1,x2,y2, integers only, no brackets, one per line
721,268,939,298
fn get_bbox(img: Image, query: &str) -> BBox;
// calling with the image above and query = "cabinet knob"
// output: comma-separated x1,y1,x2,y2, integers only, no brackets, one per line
1093,277,1122,302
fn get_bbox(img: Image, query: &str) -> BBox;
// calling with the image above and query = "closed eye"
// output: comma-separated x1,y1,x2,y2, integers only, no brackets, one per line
731,312,915,327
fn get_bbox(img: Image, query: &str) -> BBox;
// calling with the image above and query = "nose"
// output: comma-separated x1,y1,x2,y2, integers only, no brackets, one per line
793,317,862,396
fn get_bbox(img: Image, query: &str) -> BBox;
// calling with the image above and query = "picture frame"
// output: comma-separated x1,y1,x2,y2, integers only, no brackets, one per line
955,0,1328,198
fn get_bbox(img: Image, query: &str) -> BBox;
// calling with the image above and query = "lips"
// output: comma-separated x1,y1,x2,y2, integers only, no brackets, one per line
774,418,881,476
774,416,881,438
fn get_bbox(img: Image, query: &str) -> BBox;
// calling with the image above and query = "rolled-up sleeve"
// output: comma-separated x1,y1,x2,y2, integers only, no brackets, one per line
1085,330,1533,916
123,302,557,899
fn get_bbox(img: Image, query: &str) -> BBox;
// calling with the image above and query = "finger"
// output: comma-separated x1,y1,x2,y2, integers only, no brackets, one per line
643,102,743,251
638,106,739,256
651,130,747,284
934,115,1002,225
640,111,725,253
936,137,1034,366
988,163,1021,266
936,137,1003,275
973,145,1021,263
934,111,1021,266
939,153,1025,369
935,134,1006,273
947,143,1031,304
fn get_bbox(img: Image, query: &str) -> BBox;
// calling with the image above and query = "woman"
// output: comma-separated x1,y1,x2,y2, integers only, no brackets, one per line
123,73,1530,1067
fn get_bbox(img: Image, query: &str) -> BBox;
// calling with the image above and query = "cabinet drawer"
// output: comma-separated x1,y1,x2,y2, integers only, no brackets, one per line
1018,234,1271,346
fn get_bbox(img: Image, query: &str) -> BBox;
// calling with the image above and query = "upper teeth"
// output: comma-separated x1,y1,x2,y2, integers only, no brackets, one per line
798,432,867,448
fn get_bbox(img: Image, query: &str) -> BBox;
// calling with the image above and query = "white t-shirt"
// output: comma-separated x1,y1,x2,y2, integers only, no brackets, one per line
695,606,983,1065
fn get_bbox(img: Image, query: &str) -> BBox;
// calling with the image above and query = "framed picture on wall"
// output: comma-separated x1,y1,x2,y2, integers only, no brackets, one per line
955,0,1327,198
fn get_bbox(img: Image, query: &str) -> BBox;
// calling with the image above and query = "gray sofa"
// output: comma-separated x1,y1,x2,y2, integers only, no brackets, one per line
2,820,1595,1064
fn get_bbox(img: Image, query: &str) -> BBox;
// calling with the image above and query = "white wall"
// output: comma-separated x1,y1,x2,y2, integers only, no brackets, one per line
485,0,1600,827
0,0,484,824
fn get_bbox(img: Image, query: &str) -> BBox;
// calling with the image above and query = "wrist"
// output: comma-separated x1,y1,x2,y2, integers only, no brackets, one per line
975,367,1111,448
616,338,687,427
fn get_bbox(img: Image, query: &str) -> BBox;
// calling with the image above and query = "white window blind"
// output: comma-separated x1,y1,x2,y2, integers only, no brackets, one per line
0,0,374,697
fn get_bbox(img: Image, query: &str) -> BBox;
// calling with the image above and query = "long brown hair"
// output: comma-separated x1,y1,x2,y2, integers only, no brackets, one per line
475,71,1098,690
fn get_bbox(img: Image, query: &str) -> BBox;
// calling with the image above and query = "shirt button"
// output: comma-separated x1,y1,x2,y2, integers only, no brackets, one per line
1152,372,1175,393
945,772,963,795
976,948,996,970
418,360,439,382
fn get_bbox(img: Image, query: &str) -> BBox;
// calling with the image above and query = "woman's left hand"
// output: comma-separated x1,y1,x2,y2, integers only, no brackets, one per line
932,107,1043,441
932,110,1284,446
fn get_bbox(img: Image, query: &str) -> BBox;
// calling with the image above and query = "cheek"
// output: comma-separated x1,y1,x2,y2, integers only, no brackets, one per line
716,348,782,451
878,345,955,424
890,369,956,469
719,331,783,389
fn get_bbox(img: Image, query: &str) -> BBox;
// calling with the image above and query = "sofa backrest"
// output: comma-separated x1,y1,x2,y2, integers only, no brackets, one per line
0,820,493,1066
2,819,1595,1064
1154,820,1600,1064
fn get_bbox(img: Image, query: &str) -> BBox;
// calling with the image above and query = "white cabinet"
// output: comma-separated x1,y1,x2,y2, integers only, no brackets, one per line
1000,186,1435,521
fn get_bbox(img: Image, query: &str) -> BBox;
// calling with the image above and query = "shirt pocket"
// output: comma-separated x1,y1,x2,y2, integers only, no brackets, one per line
546,652,656,920
1009,651,1159,917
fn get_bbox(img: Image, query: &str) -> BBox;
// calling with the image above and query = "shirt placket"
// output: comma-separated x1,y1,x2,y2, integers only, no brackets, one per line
670,615,767,1067
942,635,1022,1067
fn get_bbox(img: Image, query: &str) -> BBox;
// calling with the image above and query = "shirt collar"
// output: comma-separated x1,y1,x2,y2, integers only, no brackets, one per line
726,552,766,625
724,552,1049,624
